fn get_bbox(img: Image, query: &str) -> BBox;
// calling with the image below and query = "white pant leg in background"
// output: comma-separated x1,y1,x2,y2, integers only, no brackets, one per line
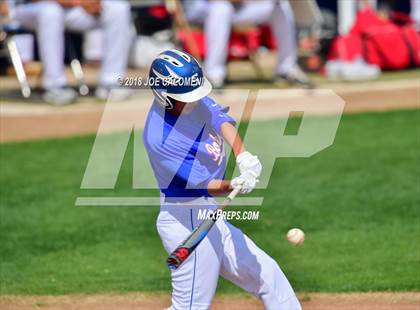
83,29,103,62
14,1,66,89
188,0,274,82
185,0,208,23
96,0,131,86
64,1,131,87
13,34,34,63
230,0,298,75
187,0,235,83
13,1,131,89
271,0,297,74
157,198,301,310
411,0,420,30
232,0,273,24
186,0,298,81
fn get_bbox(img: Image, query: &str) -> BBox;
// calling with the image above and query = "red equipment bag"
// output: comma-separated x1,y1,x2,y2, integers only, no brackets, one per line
328,8,420,70
361,24,420,69
327,34,363,62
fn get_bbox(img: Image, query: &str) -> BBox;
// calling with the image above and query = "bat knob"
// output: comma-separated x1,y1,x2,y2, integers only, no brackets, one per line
166,256,180,270
166,247,190,269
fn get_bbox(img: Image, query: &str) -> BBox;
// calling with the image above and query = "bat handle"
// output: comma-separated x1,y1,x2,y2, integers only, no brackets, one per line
228,186,241,200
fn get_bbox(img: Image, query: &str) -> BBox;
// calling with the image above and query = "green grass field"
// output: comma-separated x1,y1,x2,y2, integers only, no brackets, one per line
1,109,419,295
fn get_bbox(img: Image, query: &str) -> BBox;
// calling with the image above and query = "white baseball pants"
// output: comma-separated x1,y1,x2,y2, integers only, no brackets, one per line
186,0,297,82
12,0,131,89
157,197,301,310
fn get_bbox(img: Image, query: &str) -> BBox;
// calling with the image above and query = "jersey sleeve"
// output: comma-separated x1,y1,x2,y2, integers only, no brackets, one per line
202,97,236,134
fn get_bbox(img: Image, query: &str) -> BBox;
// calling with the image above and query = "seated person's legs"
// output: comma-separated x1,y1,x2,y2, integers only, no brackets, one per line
272,0,312,87
14,1,77,104
186,0,312,88
96,0,131,99
204,1,234,87
272,0,296,75
185,0,208,24
12,1,132,104
64,0,131,100
232,0,274,24
186,0,234,88
235,0,312,87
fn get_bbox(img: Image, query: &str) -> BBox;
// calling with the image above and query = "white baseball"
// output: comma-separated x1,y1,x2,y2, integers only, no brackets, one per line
287,228,305,246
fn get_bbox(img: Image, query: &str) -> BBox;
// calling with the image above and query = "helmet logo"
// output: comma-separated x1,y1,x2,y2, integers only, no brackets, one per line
165,66,182,80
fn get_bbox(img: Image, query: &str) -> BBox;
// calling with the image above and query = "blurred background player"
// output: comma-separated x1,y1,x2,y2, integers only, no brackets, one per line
185,0,313,88
7,0,131,105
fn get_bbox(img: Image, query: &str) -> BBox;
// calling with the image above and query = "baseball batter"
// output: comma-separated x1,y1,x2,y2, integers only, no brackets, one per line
143,49,301,310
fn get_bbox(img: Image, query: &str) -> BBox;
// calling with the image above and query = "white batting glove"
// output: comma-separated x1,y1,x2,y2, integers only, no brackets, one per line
236,151,262,178
231,170,258,194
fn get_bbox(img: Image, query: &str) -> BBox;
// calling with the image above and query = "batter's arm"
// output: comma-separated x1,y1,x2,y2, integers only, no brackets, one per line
207,122,247,196
222,121,262,179
220,122,245,157
207,179,232,196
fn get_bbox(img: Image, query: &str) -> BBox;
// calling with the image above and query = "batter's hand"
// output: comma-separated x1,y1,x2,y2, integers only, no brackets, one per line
231,170,258,194
236,151,262,178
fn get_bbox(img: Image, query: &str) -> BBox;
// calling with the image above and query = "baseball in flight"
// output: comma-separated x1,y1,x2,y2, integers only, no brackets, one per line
287,228,305,246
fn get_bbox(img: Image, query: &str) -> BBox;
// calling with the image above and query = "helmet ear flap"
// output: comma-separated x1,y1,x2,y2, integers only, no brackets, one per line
152,89,174,109
165,97,174,109
166,97,177,109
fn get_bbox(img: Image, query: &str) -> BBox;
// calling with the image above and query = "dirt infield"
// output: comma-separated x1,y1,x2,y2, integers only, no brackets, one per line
1,292,419,310
1,79,419,143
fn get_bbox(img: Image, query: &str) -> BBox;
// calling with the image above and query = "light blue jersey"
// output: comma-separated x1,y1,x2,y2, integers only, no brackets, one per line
143,96,236,201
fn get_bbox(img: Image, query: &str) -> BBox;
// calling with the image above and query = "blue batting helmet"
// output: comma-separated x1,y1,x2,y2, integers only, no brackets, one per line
149,49,212,108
